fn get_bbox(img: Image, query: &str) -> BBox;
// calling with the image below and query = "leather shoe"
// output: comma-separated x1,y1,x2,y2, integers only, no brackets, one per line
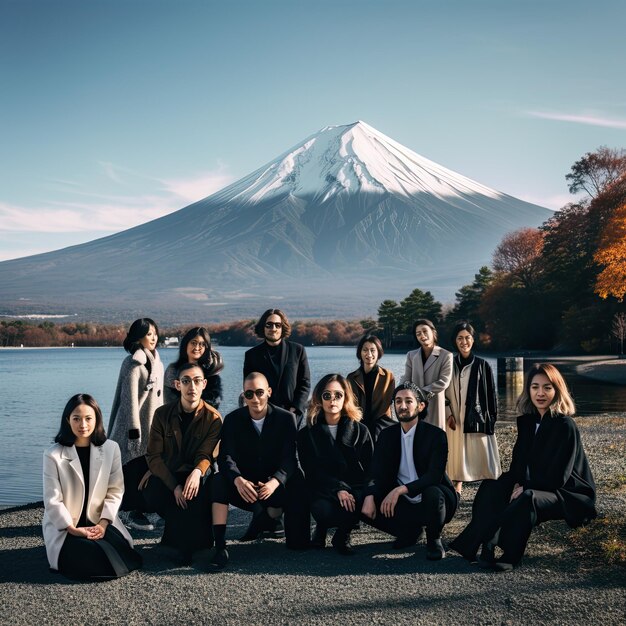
311,525,327,549
426,537,446,560
206,547,229,570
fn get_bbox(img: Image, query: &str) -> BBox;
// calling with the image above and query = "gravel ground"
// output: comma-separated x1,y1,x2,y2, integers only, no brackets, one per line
1,417,624,626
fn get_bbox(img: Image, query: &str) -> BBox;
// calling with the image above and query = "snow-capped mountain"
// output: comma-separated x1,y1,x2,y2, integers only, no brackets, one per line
0,121,551,322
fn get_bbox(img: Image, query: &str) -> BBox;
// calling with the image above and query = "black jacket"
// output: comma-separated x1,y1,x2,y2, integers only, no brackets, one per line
453,355,497,434
243,340,310,419
217,404,298,486
298,416,374,500
508,412,596,527
366,421,455,502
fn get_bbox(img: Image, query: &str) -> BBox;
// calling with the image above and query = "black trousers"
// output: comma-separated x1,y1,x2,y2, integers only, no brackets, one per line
143,471,213,554
364,485,458,541
212,470,311,548
450,474,566,564
121,455,151,512
310,488,364,534
57,525,142,580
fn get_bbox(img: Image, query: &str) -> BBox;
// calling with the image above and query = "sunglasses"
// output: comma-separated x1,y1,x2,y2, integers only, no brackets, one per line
189,340,207,349
243,389,266,400
265,322,282,329
322,391,344,402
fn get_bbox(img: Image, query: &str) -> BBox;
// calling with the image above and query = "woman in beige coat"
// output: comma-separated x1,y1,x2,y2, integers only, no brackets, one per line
43,394,141,579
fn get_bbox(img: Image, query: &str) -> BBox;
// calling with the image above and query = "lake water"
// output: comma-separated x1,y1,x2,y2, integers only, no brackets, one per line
0,346,623,506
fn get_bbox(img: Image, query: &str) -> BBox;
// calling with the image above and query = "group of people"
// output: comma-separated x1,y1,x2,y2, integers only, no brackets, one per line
42,308,597,580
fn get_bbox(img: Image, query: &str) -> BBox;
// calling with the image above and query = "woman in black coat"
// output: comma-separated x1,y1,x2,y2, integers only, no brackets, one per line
450,363,596,571
298,374,374,555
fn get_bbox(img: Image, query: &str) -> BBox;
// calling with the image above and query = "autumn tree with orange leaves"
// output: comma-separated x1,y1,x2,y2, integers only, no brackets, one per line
594,200,626,301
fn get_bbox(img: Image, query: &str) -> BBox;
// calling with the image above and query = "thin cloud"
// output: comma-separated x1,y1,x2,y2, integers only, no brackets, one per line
0,165,236,239
526,110,626,130
159,168,235,203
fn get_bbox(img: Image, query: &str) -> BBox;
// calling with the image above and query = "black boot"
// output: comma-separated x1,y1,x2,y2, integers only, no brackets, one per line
426,537,446,560
331,529,356,556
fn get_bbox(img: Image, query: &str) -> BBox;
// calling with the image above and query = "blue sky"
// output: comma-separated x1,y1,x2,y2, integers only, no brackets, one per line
1,0,624,260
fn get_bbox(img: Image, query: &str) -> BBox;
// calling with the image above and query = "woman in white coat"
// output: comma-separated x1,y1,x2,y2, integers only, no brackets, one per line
402,319,453,430
43,394,142,580
108,317,164,530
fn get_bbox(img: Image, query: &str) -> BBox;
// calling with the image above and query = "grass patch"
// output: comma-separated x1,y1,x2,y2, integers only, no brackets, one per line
570,515,626,566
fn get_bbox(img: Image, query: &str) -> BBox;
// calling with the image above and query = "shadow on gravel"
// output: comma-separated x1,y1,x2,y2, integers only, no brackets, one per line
0,524,42,538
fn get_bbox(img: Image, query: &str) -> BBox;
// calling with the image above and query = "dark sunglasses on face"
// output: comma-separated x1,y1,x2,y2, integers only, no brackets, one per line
322,391,344,401
244,389,266,399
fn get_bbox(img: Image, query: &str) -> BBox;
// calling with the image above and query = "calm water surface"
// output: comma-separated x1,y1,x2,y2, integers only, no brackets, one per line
0,347,623,505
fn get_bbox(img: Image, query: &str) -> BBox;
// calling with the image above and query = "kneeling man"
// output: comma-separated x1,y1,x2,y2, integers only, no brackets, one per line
144,362,222,565
209,372,307,569
361,382,458,560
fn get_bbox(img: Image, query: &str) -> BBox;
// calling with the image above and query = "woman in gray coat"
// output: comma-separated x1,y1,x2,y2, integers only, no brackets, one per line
402,319,453,431
108,318,164,530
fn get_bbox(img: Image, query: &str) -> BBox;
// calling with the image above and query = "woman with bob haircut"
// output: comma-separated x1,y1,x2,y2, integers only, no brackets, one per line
347,334,396,440
108,317,164,531
402,318,453,431
445,321,501,494
298,374,374,555
163,326,224,409
43,394,142,580
450,363,596,572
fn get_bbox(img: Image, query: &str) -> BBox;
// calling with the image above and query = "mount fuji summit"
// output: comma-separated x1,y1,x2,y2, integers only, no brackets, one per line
0,121,551,322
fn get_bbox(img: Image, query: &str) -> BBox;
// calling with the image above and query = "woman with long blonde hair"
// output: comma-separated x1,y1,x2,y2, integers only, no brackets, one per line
450,363,596,571
298,374,373,555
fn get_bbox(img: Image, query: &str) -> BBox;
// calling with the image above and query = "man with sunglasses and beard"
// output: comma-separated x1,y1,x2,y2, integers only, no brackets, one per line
243,309,310,428
207,372,309,569
361,382,458,560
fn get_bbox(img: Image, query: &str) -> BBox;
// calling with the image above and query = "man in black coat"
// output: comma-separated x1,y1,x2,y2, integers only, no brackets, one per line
243,308,310,426
361,382,458,560
208,372,309,569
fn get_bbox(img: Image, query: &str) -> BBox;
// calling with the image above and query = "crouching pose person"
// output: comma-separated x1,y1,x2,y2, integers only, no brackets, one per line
143,362,222,566
208,372,309,570
361,382,458,560
450,363,596,572
298,373,374,555
43,394,142,580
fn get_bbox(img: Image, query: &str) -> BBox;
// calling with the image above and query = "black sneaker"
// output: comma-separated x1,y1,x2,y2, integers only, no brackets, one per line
127,511,154,531
264,517,285,539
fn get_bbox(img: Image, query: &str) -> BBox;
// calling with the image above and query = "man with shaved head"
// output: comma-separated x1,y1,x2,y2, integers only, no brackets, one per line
207,372,308,569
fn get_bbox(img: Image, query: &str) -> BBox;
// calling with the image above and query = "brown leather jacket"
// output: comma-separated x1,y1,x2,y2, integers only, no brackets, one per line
146,399,222,491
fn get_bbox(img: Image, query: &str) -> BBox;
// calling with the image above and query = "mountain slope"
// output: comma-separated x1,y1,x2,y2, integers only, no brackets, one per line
0,121,551,322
